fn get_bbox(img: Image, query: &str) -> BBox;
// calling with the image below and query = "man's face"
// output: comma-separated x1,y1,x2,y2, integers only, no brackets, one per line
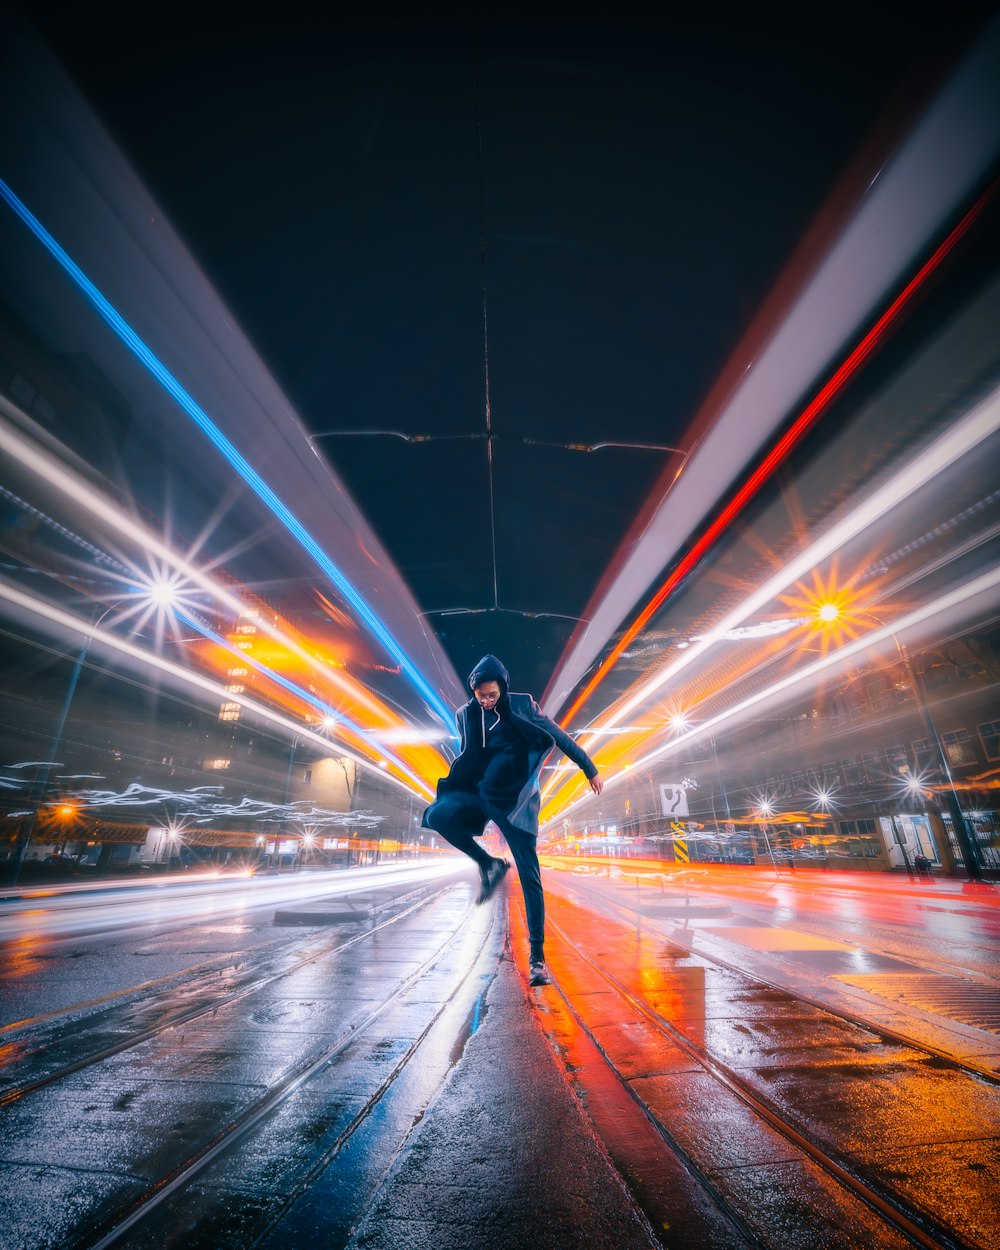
474,680,501,708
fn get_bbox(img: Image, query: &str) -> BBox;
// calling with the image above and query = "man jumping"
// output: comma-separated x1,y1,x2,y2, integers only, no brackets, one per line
422,654,603,986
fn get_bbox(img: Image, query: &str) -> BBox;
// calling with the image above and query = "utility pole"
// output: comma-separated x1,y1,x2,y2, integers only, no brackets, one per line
896,640,982,881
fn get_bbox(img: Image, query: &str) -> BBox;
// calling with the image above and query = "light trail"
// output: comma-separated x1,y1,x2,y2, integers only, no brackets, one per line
556,187,993,729
0,176,454,731
50,780,380,820
0,406,451,780
170,607,421,766
547,17,1000,719
543,560,1000,825
0,578,435,800
19,783,381,829
0,860,464,942
0,408,370,709
547,377,1000,790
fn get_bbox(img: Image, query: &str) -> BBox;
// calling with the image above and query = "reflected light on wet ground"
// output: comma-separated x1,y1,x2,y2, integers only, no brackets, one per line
0,860,465,945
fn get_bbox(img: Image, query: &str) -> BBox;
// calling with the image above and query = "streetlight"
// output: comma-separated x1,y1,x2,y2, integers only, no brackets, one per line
278,732,309,871
753,795,783,873
817,602,983,881
50,802,79,861
884,777,928,875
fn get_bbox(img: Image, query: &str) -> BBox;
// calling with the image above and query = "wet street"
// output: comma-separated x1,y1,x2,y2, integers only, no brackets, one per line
1,859,998,1250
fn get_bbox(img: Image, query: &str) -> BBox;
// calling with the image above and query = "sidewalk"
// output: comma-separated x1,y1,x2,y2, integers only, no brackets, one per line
347,941,659,1250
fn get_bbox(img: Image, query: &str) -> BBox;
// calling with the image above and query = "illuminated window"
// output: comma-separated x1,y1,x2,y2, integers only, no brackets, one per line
979,720,1000,760
219,702,241,721
942,730,976,767
836,819,879,856
205,758,231,770
227,667,248,678
236,624,257,634
885,746,911,777
226,684,245,694
236,640,253,650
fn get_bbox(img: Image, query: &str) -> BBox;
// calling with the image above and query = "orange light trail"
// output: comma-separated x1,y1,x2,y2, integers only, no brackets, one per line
541,556,1000,827
558,187,992,730
194,606,451,788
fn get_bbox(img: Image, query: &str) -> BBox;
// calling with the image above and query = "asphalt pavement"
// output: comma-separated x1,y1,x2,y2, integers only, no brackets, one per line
1,862,998,1250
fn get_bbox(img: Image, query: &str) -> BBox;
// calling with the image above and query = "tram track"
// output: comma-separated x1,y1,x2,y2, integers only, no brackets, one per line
0,878,503,1250
0,876,454,1108
529,884,999,1250
557,871,1000,1086
71,889,502,1250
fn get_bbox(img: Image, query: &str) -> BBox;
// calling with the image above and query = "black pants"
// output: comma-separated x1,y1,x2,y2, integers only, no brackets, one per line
424,791,545,960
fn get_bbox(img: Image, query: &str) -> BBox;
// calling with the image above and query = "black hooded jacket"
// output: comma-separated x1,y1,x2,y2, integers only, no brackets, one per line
422,654,598,836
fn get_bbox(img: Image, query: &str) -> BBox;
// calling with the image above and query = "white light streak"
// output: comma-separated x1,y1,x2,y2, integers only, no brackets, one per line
0,578,434,800
0,408,446,759
547,17,1000,711
550,559,1000,823
690,617,808,641
73,782,382,826
579,380,1000,751
0,861,465,941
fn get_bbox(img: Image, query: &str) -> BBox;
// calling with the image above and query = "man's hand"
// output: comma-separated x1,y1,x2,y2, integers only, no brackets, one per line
588,773,603,796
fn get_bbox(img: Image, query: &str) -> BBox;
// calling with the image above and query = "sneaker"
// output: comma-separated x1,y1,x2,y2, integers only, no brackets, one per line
476,856,509,904
528,960,551,986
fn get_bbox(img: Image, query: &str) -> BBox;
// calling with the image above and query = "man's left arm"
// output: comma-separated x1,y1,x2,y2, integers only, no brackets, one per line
527,700,604,795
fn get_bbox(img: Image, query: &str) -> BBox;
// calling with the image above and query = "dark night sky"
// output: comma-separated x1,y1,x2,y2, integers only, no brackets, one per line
14,0,999,698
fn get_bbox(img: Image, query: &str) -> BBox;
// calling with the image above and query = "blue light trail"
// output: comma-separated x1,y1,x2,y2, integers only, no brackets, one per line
0,176,454,730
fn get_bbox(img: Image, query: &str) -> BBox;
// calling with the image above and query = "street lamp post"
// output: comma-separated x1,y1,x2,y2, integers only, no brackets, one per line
277,734,307,872
622,766,658,838
755,801,781,875
894,638,982,881
706,732,732,824
669,713,733,857
818,602,983,881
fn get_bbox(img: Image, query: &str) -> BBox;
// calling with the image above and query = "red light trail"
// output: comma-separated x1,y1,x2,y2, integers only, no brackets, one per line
558,186,992,729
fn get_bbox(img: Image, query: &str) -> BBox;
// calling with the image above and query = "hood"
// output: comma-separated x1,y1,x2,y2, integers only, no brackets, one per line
467,654,510,696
